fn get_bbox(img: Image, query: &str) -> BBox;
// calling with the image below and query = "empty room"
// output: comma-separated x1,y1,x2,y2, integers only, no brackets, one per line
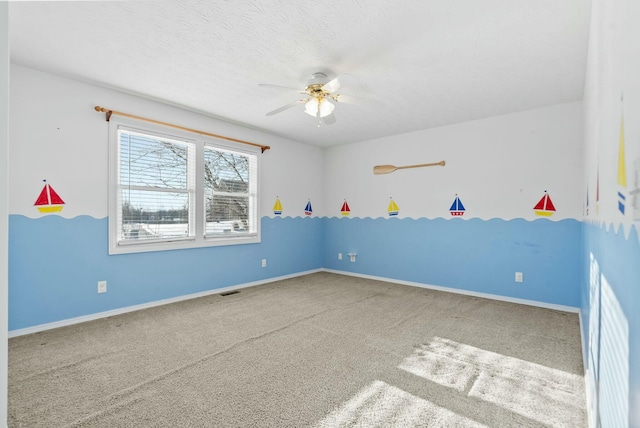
1,1,639,427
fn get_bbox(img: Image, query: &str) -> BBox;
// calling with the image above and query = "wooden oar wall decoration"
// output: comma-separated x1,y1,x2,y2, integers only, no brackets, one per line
373,160,445,175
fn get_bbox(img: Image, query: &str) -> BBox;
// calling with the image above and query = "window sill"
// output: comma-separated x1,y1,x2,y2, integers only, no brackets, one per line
109,234,260,255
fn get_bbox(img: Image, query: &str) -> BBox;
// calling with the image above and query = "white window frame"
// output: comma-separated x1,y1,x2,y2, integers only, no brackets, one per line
108,116,260,254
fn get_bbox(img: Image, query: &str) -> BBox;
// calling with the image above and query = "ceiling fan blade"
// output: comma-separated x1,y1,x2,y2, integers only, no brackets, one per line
322,113,337,125
258,83,305,92
333,93,364,106
266,99,307,116
321,76,341,94
321,73,354,94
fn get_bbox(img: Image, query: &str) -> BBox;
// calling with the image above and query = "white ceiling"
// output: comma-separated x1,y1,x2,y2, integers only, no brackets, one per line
9,1,591,147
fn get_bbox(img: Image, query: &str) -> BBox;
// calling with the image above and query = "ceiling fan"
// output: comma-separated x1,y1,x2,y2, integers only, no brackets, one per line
259,72,350,126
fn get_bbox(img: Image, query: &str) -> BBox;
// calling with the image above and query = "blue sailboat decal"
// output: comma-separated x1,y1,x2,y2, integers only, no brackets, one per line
449,194,465,216
304,199,313,216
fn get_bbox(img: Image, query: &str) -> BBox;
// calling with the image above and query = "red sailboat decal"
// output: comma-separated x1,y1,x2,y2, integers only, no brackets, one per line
34,180,65,213
340,200,350,216
533,191,555,217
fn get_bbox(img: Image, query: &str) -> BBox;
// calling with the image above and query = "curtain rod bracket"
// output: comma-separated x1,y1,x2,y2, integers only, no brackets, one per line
94,105,112,122
93,105,270,152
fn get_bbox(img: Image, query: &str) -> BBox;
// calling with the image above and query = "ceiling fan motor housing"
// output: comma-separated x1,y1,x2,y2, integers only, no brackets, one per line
306,83,329,99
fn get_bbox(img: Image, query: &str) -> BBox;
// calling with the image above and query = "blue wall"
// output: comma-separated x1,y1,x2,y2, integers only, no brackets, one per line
8,215,323,330
581,223,640,427
9,214,583,333
324,217,582,307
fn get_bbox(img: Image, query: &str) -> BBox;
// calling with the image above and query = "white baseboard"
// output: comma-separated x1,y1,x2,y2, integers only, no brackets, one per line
579,309,596,428
9,268,581,338
8,269,322,338
321,269,580,313
578,309,589,375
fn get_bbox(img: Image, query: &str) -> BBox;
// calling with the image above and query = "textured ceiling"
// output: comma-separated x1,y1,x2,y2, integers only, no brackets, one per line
9,0,591,147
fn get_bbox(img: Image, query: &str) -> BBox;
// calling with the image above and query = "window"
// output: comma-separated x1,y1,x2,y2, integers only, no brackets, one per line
118,130,195,243
109,118,259,254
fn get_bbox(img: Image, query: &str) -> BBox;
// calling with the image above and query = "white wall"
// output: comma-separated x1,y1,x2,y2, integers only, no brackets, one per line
581,0,640,426
583,0,640,232
324,102,583,220
0,3,9,425
9,65,325,220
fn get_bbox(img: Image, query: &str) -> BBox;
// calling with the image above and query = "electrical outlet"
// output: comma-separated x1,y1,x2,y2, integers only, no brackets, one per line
338,253,342,260
515,272,523,283
261,259,267,268
98,281,107,293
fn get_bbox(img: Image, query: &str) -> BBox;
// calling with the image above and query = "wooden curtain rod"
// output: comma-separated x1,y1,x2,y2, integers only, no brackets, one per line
94,106,270,153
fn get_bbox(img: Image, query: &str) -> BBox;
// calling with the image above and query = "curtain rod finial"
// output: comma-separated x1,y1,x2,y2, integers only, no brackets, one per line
94,106,112,121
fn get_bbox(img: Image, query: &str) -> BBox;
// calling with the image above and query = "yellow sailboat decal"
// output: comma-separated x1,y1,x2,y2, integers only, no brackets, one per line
618,95,627,215
273,197,282,215
387,198,399,216
618,116,627,187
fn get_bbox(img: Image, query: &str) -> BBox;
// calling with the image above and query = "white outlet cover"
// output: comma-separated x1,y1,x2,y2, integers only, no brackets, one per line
98,281,107,293
338,253,342,260
261,259,267,267
515,272,523,282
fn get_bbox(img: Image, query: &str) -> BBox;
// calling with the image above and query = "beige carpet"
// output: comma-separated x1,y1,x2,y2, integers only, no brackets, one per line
8,272,586,427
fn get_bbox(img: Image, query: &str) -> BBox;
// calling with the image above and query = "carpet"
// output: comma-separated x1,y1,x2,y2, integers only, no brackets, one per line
8,272,586,427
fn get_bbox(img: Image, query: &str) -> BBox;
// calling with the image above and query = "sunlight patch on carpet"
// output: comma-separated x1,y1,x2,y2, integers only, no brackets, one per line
314,380,488,428
398,337,585,427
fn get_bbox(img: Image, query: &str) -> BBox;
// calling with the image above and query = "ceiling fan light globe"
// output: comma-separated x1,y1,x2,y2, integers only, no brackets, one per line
319,99,335,118
304,99,318,116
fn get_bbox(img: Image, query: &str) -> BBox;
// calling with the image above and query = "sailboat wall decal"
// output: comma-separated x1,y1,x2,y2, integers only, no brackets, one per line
273,197,282,215
585,186,589,216
388,198,399,216
533,191,555,217
449,194,465,216
304,199,312,216
617,95,627,215
34,180,65,213
341,200,350,216
596,165,600,214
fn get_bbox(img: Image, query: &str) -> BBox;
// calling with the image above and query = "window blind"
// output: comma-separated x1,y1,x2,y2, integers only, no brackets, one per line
118,129,195,243
204,145,258,237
